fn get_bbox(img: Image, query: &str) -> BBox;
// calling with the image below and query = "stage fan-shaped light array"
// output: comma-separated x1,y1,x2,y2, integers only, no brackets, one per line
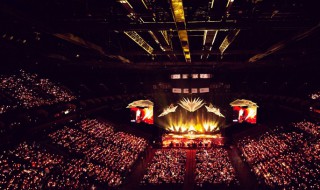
158,104,178,117
126,99,154,108
178,97,205,112
205,103,225,118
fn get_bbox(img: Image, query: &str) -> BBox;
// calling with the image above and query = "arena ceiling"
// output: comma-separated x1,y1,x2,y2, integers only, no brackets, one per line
0,0,319,70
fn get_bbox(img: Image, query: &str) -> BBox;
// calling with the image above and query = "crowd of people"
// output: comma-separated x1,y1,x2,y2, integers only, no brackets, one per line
195,148,238,187
141,149,186,185
0,70,75,114
0,155,46,190
0,142,92,190
49,119,148,186
292,121,319,137
237,127,307,164
79,119,115,140
49,126,97,154
45,158,91,189
252,152,319,189
303,139,320,162
0,117,149,189
0,141,129,189
237,126,319,189
79,119,147,154
8,142,63,170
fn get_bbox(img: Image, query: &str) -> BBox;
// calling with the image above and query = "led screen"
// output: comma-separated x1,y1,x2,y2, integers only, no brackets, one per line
232,106,257,124
171,74,181,79
130,107,154,124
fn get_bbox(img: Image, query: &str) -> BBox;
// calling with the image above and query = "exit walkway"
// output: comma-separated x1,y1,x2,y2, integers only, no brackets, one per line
183,150,196,190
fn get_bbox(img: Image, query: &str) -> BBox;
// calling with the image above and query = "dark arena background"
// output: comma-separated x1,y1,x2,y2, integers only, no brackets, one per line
0,1,320,190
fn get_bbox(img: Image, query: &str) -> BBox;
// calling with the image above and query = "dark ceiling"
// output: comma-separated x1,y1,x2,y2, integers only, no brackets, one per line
0,0,319,71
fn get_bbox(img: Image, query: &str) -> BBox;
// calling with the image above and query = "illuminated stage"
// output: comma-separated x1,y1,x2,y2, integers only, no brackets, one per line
162,133,225,148
155,97,227,147
127,97,258,148
157,97,225,133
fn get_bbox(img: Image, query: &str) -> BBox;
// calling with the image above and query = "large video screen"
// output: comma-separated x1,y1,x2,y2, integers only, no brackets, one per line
232,106,257,124
130,107,154,124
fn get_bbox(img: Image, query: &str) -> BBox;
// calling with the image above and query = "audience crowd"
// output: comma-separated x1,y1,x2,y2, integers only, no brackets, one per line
0,142,92,190
8,142,63,170
79,119,115,140
303,139,320,162
292,121,319,137
1,112,319,190
49,119,148,186
237,127,307,164
0,70,75,114
0,156,46,190
49,126,97,154
253,152,319,189
195,148,238,187
237,126,319,189
141,149,186,185
0,119,148,189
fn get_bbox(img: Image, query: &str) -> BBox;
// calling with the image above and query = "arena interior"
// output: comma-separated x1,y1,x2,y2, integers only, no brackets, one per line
0,0,319,190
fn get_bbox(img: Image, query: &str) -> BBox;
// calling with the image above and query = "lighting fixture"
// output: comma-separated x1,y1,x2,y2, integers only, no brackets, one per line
205,103,225,117
124,31,154,54
219,29,240,55
158,104,178,117
170,0,191,63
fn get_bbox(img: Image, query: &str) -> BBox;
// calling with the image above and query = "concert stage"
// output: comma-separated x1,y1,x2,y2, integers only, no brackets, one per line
162,133,225,148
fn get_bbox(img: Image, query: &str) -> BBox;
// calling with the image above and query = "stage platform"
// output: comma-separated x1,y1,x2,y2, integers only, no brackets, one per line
162,133,225,148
